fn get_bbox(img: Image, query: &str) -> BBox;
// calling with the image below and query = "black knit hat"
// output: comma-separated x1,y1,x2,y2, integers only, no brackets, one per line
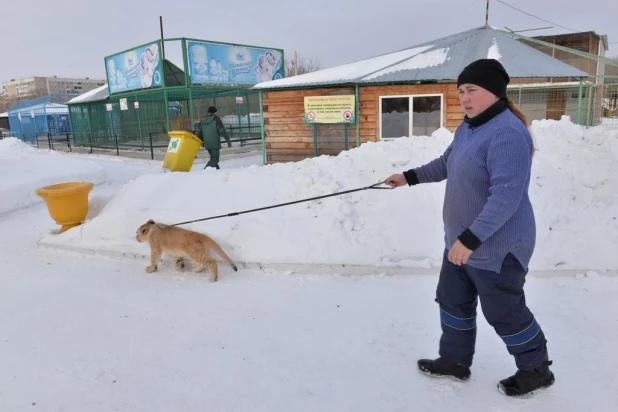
457,59,510,99
207,106,218,114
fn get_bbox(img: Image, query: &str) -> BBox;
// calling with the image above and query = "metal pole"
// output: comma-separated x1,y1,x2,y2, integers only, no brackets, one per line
114,133,119,156
135,95,144,150
188,88,194,132
181,37,190,86
245,91,251,141
344,123,349,151
149,132,154,160
586,84,594,127
259,91,266,165
576,77,584,125
237,91,243,147
485,0,490,25
164,90,171,131
355,84,360,148
160,16,165,59
88,132,93,154
67,133,71,152
313,124,318,157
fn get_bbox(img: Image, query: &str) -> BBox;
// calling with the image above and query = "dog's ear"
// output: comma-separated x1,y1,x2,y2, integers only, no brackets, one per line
147,219,155,224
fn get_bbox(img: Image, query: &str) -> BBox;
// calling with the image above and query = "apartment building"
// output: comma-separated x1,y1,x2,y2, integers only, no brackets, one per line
1,76,106,99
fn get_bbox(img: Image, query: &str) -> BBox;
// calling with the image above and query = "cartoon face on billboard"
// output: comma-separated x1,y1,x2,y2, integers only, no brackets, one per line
105,42,162,93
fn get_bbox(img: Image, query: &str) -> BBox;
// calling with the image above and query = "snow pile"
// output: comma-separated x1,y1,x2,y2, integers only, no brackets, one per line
41,118,618,272
0,136,37,158
0,138,107,216
528,117,618,270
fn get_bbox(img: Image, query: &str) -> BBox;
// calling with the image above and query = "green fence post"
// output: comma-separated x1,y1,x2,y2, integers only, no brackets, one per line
355,84,360,148
188,88,194,131
135,94,144,149
69,107,77,144
344,123,349,150
576,77,584,125
245,91,251,139
237,90,243,147
164,89,171,131
313,124,318,157
181,38,190,87
586,84,594,128
259,91,266,165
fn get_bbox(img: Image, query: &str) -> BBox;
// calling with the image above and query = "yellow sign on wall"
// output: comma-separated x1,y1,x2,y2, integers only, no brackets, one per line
304,95,356,124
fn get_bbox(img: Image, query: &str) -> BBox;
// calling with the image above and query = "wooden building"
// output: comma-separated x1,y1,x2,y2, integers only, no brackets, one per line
524,31,609,80
253,25,589,164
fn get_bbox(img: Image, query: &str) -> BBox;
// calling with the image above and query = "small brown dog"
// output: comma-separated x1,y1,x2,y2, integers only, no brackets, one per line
136,219,238,282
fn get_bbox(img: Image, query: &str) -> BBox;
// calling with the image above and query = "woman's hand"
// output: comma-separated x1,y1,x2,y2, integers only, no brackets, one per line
385,174,407,188
448,240,473,266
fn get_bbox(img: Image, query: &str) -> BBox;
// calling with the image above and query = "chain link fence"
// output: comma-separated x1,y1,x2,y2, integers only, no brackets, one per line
506,77,618,130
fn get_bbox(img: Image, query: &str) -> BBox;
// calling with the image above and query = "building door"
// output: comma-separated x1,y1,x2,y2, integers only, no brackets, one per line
546,90,566,120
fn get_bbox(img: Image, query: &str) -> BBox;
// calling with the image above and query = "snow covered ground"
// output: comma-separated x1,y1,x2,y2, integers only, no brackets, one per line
39,116,618,273
1,120,618,411
0,138,107,217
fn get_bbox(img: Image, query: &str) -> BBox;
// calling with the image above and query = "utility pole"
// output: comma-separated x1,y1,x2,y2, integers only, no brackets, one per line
485,0,490,25
160,16,166,59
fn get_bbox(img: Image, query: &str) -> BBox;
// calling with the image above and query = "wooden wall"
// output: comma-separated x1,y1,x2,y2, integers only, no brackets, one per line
521,32,603,81
263,83,462,164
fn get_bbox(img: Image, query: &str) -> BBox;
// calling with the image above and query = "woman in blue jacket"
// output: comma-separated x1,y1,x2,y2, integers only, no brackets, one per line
386,59,554,397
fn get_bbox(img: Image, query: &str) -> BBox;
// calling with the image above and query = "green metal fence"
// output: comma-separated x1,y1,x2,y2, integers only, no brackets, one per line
506,76,618,130
69,86,262,149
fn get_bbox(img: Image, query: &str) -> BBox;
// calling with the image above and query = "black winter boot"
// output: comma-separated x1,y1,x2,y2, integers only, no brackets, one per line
498,357,555,397
417,357,471,381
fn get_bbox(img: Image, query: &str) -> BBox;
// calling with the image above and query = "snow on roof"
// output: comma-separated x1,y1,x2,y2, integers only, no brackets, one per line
487,37,502,60
253,25,590,90
0,112,8,118
252,46,433,90
67,84,109,104
364,48,450,81
9,102,69,114
507,81,590,89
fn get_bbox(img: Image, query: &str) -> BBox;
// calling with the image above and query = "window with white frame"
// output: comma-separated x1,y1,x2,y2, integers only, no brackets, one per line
379,94,443,139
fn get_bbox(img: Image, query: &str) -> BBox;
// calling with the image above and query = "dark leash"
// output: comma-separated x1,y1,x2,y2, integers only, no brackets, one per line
170,180,393,227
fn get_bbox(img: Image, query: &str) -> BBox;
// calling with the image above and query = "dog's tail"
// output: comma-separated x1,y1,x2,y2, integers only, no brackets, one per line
209,241,238,272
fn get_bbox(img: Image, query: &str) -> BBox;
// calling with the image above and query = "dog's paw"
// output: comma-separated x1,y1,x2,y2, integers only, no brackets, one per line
146,265,157,273
173,258,186,271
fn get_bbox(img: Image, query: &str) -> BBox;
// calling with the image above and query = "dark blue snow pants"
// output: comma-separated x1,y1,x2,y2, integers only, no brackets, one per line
436,249,548,370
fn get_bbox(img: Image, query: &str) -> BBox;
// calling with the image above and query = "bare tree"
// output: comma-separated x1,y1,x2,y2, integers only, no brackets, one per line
285,51,321,76
0,95,17,113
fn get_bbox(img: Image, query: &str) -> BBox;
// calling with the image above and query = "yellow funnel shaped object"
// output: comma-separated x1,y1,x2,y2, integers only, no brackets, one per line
36,182,94,233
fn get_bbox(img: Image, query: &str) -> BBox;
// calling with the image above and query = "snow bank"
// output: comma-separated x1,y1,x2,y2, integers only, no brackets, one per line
40,118,618,272
0,138,107,216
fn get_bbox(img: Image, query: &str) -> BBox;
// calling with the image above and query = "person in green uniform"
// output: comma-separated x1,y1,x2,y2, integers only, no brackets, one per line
194,106,231,169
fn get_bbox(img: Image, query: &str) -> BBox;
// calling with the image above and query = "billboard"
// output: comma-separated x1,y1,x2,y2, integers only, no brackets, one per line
186,40,284,85
105,42,164,94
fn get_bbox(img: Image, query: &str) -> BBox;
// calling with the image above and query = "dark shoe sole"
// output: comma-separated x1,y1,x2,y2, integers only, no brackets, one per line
417,365,470,382
497,374,555,398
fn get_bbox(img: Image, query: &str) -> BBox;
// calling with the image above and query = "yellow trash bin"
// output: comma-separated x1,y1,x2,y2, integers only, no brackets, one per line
162,130,203,172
